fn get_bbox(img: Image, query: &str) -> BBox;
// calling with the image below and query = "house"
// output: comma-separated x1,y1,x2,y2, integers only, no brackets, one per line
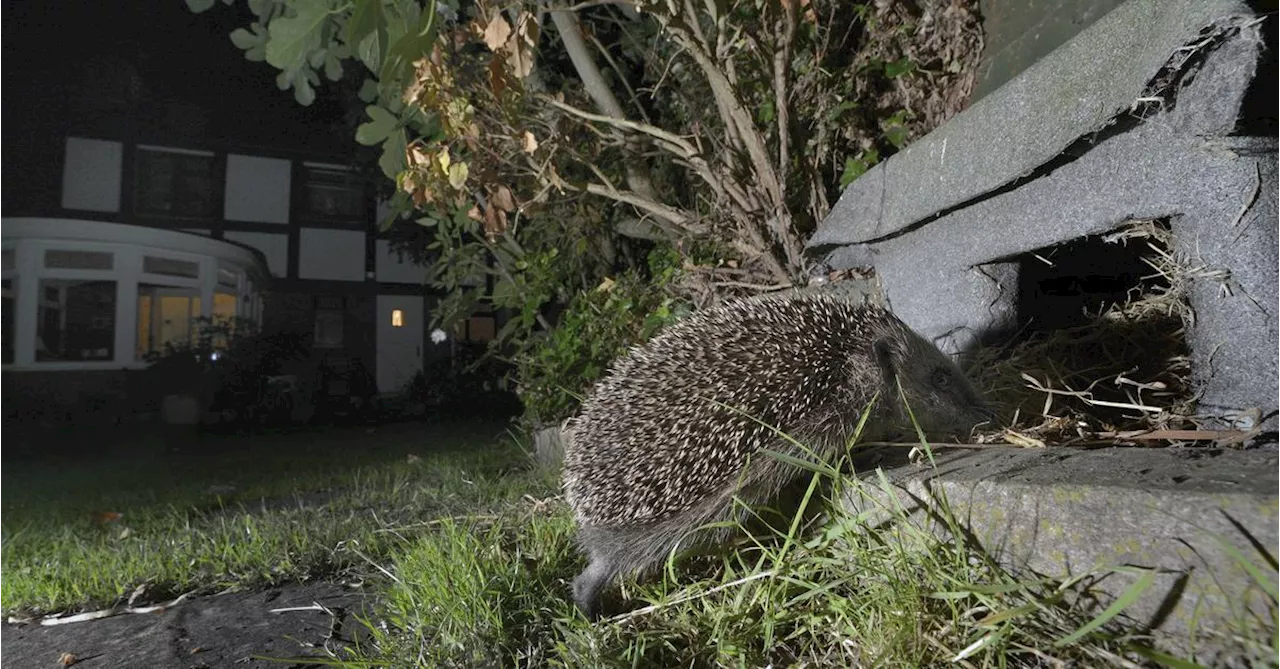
2,57,497,419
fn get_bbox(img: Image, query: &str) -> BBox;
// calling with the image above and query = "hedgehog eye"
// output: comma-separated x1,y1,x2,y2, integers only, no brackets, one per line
930,367,952,389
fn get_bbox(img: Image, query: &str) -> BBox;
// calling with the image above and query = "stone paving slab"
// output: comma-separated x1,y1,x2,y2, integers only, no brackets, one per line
845,445,1279,658
807,0,1256,249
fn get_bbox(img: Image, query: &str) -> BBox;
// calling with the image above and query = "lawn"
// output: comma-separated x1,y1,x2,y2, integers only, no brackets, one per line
1,420,549,617
3,422,1272,667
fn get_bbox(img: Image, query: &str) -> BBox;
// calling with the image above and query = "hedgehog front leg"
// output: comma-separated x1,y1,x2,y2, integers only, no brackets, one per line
571,554,616,619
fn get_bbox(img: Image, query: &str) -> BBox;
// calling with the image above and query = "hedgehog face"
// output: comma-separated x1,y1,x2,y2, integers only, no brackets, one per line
871,329,993,441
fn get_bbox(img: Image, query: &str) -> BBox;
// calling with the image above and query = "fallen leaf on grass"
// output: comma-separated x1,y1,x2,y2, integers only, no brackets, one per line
90,511,123,525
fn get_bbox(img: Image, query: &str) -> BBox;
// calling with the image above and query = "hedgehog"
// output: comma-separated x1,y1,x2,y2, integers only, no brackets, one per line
562,293,991,618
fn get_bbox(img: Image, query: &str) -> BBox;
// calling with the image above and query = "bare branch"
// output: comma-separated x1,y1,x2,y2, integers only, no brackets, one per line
554,0,640,13
661,20,782,209
540,95,698,157
547,10,628,120
711,280,794,291
646,44,686,101
586,31,650,123
773,0,797,177
547,7,673,224
582,182,703,232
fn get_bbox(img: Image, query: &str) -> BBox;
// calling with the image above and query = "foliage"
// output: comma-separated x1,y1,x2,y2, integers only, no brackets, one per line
140,316,257,398
409,342,523,418
516,264,689,425
140,317,314,424
188,0,983,421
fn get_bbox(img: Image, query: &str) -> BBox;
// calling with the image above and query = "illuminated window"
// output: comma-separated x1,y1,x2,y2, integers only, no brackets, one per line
214,292,237,320
391,309,404,327
135,284,201,359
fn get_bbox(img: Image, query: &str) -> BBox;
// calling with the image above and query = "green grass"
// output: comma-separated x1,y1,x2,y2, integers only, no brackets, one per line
328,455,1279,668
5,422,1274,667
0,421,550,617
327,473,1152,665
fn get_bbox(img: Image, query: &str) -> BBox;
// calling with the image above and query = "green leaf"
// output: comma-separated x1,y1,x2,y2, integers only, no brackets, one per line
356,28,384,72
307,47,327,69
757,100,775,124
838,149,879,188
357,78,380,103
293,75,316,106
379,0,437,84
884,125,908,149
825,100,857,122
378,129,407,180
185,0,216,13
265,1,334,72
246,0,270,17
356,106,397,145
229,28,259,50
345,0,383,46
230,24,269,61
323,52,343,81
884,57,914,78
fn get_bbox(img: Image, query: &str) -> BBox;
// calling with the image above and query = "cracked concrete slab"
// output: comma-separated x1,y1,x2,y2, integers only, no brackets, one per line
807,0,1257,249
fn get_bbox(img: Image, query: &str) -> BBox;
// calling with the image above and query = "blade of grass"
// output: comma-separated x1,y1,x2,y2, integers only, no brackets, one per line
1054,567,1156,647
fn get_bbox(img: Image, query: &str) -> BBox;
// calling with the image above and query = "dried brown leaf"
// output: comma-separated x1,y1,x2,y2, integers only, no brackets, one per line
505,11,538,79
488,55,511,97
482,202,508,241
491,185,517,212
406,143,430,168
482,14,512,52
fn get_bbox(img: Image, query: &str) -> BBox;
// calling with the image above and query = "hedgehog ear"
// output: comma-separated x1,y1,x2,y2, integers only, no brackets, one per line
873,337,897,382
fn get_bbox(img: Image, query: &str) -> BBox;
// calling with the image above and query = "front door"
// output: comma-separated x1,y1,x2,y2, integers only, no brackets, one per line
375,294,424,394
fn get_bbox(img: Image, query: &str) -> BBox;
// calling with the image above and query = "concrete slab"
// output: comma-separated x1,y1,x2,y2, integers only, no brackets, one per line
807,0,1256,249
972,0,1128,102
808,0,1276,423
845,445,1278,660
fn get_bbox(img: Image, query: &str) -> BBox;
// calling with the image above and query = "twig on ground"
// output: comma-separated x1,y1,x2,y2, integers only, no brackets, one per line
37,591,195,626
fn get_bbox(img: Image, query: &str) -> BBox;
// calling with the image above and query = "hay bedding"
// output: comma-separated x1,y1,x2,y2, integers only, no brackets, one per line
965,220,1262,450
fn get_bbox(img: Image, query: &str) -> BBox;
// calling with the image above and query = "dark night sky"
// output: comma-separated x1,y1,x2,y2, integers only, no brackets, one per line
2,0,362,211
